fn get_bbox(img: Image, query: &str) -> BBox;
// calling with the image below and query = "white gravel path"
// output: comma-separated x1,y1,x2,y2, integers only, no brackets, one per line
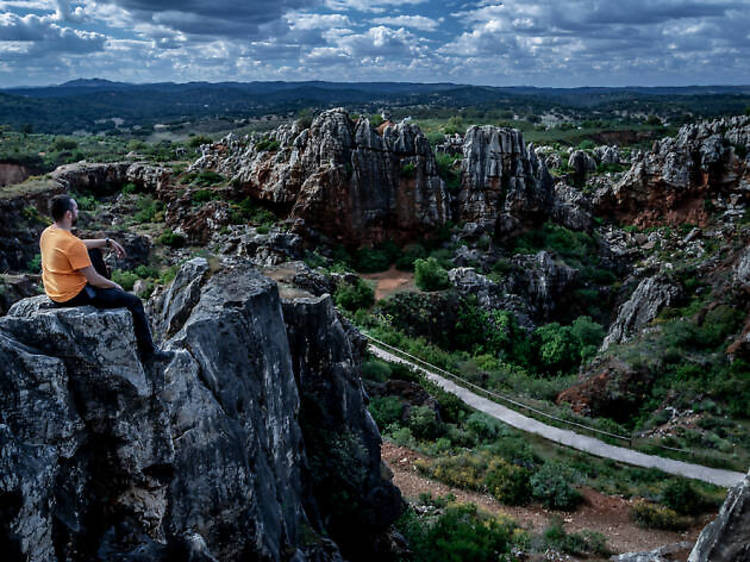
369,344,746,488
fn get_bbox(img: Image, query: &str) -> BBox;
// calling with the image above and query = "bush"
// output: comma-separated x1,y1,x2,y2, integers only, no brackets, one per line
542,518,610,556
159,230,186,248
368,396,403,430
187,135,212,148
255,136,280,152
191,189,215,203
27,253,42,273
661,479,705,515
395,243,427,271
122,182,138,195
408,405,444,440
134,196,165,223
191,170,224,187
530,463,582,510
419,452,487,490
414,257,450,291
53,136,78,151
631,501,689,530
354,247,390,272
111,269,138,291
361,359,391,382
484,458,531,505
334,279,374,312
401,161,417,179
396,503,515,562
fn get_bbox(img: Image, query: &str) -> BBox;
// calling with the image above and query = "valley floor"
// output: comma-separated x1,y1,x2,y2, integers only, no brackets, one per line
382,441,709,558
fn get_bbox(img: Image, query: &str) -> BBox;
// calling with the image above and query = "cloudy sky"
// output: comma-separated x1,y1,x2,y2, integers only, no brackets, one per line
1,0,748,88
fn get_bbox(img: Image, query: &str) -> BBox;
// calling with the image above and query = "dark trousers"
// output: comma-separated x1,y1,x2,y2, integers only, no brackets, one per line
55,249,155,355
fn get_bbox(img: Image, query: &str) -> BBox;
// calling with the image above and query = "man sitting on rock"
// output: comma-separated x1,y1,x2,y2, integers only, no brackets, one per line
39,194,172,361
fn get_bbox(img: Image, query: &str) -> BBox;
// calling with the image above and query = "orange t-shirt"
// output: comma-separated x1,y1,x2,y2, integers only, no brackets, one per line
40,225,91,302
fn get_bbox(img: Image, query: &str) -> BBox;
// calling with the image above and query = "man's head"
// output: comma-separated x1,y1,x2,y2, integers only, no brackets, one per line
49,194,78,226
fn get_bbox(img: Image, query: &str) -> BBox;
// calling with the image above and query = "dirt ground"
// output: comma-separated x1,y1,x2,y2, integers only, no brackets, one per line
362,266,415,300
382,442,711,559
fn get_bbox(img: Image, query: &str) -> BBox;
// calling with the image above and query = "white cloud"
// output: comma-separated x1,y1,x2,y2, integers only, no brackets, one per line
371,15,438,31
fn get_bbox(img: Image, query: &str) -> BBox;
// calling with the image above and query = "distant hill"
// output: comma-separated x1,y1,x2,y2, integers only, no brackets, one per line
1,79,749,134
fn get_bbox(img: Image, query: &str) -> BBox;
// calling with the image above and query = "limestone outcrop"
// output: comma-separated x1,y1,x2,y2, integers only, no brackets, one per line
456,126,553,235
601,275,681,350
0,259,400,561
595,116,750,227
191,108,450,245
689,468,750,561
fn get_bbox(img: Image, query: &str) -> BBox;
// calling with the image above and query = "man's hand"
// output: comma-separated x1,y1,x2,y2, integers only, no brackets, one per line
109,239,127,259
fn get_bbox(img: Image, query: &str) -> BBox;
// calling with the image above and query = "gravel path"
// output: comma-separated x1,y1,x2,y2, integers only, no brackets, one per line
369,344,746,488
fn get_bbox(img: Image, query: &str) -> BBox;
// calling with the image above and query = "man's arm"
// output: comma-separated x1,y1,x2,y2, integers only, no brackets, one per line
82,238,127,259
79,265,123,290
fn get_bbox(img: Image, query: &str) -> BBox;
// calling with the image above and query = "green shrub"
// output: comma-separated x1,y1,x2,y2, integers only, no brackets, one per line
578,139,596,150
465,412,502,442
187,135,212,148
542,517,610,556
191,189,215,203
255,136,281,152
631,501,689,530
354,247,390,272
395,243,427,271
111,269,138,291
401,161,417,179
530,463,582,510
361,359,391,382
417,452,487,491
369,396,403,430
53,137,78,151
414,257,450,291
334,279,374,312
661,479,705,515
396,503,515,562
134,196,165,223
27,253,42,273
435,153,462,194
122,182,137,195
484,458,531,505
159,230,186,248
191,170,224,187
408,405,445,440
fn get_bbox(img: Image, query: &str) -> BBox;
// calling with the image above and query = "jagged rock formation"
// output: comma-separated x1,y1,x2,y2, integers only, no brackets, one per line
0,260,400,561
457,126,553,236
50,162,171,194
594,145,621,166
601,275,682,350
689,468,750,561
508,250,578,321
613,541,693,562
0,162,169,272
191,108,450,245
568,149,597,185
595,116,750,227
550,182,593,231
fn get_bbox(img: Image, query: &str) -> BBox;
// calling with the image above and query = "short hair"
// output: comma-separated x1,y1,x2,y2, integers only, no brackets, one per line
49,194,75,222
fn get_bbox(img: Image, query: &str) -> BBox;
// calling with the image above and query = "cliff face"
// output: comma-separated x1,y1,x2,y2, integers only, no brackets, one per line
595,116,750,227
0,259,400,561
457,126,553,236
192,108,450,246
689,468,750,562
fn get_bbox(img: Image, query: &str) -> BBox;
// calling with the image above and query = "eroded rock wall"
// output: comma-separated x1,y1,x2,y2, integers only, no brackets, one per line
0,260,400,561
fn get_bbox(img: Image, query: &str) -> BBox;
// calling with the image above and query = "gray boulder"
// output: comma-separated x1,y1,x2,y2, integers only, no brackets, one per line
509,251,578,320
568,150,597,185
689,469,750,561
601,275,681,350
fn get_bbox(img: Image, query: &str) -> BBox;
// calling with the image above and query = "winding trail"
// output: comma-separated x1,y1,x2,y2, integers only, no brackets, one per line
368,343,746,488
